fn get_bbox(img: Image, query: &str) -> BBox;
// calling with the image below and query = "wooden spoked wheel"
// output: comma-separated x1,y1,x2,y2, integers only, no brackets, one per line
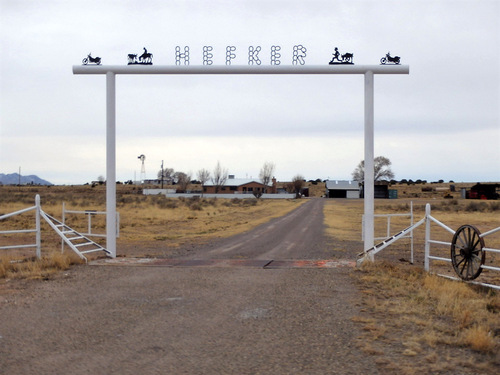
451,225,485,280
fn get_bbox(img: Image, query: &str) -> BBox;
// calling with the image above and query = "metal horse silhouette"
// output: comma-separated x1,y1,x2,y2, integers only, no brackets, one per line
329,47,354,64
82,53,101,65
380,52,401,65
128,48,153,65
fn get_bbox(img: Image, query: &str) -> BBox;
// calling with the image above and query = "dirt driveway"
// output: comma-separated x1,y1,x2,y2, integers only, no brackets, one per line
176,197,336,261
0,199,379,374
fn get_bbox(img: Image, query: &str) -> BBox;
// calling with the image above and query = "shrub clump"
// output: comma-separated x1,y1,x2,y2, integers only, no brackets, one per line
189,203,203,211
242,198,258,207
465,201,489,212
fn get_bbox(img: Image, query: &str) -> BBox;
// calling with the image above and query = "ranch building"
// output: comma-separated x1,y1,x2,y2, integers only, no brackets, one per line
203,175,276,195
325,180,360,198
360,181,390,199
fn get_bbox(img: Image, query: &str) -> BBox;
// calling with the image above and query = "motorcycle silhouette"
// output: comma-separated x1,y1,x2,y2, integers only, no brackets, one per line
380,52,400,65
82,53,101,65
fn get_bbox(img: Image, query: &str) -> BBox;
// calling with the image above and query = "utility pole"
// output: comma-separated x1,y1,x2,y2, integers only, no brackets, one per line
161,160,164,189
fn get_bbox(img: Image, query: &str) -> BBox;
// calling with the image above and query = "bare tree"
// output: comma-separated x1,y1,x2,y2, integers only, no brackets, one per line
211,161,228,193
291,174,305,198
259,161,275,192
157,167,175,184
173,171,192,192
197,168,210,196
352,156,395,182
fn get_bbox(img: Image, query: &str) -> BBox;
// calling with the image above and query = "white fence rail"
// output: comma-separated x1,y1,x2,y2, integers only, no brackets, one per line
0,195,41,258
359,203,500,290
424,204,500,290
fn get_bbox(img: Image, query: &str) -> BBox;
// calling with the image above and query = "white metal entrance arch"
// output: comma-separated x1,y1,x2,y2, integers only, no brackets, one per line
73,64,409,258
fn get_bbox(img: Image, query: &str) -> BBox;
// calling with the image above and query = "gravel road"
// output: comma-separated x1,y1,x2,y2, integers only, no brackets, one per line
181,197,333,260
0,198,379,374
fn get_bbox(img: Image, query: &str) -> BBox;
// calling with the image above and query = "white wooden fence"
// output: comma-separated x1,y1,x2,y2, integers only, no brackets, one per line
0,195,111,262
0,195,41,258
359,203,500,290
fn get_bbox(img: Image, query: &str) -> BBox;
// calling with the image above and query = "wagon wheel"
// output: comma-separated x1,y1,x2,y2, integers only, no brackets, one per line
451,225,485,280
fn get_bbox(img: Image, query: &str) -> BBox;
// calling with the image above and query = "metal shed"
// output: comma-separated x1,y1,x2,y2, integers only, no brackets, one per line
325,180,360,198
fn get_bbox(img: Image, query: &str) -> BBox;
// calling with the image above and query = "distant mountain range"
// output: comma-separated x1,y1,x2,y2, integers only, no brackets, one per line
0,173,53,186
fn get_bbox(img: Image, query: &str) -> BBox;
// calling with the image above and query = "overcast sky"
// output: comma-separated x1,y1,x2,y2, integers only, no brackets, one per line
1,0,499,185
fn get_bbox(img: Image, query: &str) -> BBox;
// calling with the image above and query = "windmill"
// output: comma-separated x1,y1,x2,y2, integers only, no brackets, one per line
138,154,146,183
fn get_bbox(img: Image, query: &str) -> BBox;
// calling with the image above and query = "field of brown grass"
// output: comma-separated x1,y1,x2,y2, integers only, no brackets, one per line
354,261,500,374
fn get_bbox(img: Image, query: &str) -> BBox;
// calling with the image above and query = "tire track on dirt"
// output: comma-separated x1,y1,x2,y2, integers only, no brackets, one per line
187,198,327,260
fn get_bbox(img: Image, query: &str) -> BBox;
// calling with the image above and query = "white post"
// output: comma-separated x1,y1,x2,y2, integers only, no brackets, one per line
410,201,414,264
87,212,92,235
386,216,391,238
35,194,41,259
61,202,65,253
106,72,117,258
424,203,431,272
364,71,375,257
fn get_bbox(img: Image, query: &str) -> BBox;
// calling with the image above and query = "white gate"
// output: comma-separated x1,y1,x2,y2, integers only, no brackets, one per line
0,195,111,262
358,203,500,290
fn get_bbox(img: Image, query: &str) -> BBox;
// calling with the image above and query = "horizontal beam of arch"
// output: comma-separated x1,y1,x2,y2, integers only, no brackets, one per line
73,64,409,75
73,64,409,259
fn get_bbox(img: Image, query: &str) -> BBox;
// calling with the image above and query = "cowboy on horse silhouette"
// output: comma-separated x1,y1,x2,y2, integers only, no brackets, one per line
139,47,153,64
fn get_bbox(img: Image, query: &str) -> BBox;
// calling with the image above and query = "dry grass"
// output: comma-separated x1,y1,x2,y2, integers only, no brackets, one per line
0,251,83,280
353,261,500,373
116,195,306,248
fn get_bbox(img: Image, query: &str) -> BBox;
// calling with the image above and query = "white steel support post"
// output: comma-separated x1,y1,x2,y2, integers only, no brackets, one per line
364,71,375,258
106,72,117,258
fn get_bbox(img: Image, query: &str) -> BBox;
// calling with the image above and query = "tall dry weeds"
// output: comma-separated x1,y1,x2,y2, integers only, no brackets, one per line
0,252,82,280
355,260,500,374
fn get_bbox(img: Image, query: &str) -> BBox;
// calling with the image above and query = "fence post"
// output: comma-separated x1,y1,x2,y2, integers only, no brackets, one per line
35,195,41,259
424,203,431,272
410,201,414,264
61,202,65,253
